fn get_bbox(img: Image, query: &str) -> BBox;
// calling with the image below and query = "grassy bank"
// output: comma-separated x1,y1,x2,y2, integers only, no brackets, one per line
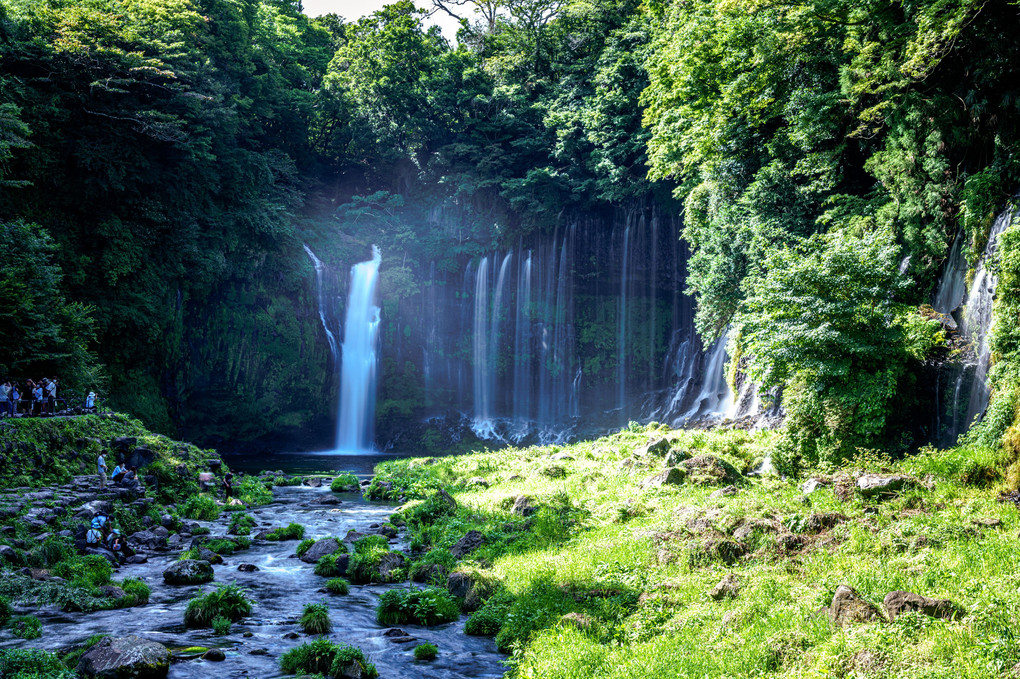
371,424,1020,678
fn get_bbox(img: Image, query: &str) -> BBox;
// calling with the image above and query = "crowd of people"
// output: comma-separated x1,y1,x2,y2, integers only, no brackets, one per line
0,377,98,418
83,512,134,564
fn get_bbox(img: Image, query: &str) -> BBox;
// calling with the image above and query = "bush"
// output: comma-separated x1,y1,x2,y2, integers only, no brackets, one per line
266,523,305,541
10,614,42,639
181,494,221,521
404,491,456,525
184,584,253,628
119,578,151,607
0,648,73,678
414,643,438,661
324,578,350,595
228,513,257,536
300,603,332,634
348,546,392,584
353,535,389,553
238,477,273,506
51,555,113,588
330,472,359,492
296,538,316,558
314,554,345,577
204,539,243,555
376,587,459,626
465,590,513,636
212,615,231,636
0,596,11,626
279,638,378,678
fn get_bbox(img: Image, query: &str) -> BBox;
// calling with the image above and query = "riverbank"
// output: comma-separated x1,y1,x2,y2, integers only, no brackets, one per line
366,424,1020,678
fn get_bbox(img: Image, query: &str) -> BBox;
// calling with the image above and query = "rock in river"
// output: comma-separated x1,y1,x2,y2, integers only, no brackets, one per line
299,537,343,564
77,635,170,678
163,559,214,585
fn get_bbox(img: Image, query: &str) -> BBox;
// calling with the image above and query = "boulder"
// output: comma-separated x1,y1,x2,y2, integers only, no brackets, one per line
77,635,170,678
377,524,397,539
709,573,740,600
688,538,746,567
237,563,259,572
304,477,322,488
99,585,128,603
804,512,847,533
447,571,474,598
710,485,739,499
111,437,138,452
510,495,536,517
377,552,405,581
450,530,484,559
127,446,156,470
550,452,574,461
129,530,167,550
437,488,458,511
197,549,223,565
412,563,447,584
680,455,741,486
0,545,19,564
202,649,226,661
641,467,686,489
635,437,671,457
467,477,490,488
882,591,959,621
163,560,214,585
300,538,343,564
343,530,367,544
800,477,830,495
857,474,914,499
830,585,883,626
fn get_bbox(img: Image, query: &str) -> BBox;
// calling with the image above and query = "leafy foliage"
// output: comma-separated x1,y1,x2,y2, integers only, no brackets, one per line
279,638,379,679
376,587,459,626
183,584,253,628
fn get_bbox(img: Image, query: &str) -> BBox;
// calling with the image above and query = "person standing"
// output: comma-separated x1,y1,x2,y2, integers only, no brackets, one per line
45,378,57,414
85,390,96,412
10,383,19,416
223,471,234,500
0,381,9,418
97,452,108,489
32,381,43,415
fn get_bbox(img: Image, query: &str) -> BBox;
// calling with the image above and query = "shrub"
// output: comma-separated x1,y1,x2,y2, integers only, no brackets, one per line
353,535,389,553
184,584,253,628
181,494,220,521
348,546,391,584
228,513,257,536
376,587,459,627
10,614,42,639
119,578,151,607
204,539,241,555
300,603,333,634
212,615,231,636
295,538,315,558
414,643,438,661
404,491,456,525
314,554,345,577
0,648,72,678
266,523,305,541
0,596,11,626
279,639,378,679
51,555,113,588
324,578,350,595
238,477,273,506
465,590,513,636
330,472,359,492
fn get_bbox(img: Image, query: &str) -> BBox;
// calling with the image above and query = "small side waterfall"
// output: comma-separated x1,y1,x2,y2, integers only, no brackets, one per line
303,245,339,362
472,256,494,438
336,246,382,453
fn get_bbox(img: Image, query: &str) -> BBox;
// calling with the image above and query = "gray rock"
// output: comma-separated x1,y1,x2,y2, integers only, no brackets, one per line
642,467,686,489
800,477,830,495
510,495,536,517
635,437,671,457
151,526,170,539
680,455,741,486
710,485,738,498
550,452,574,461
304,477,322,488
377,552,405,581
127,446,156,470
343,530,367,544
830,585,882,626
129,530,167,550
99,585,127,603
202,648,226,661
450,530,484,558
0,545,18,563
882,591,958,621
377,524,397,539
804,512,847,533
237,563,259,572
447,571,474,598
857,474,913,499
197,548,223,565
467,477,490,488
163,560,214,585
300,538,344,564
77,635,170,678
709,574,740,600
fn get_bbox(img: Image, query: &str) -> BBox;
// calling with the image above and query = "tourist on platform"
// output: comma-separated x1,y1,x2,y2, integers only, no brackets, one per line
85,390,96,412
45,378,57,413
0,381,9,418
9,384,19,416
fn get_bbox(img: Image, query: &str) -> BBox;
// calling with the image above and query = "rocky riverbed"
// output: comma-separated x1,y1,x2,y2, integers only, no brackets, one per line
2,484,506,678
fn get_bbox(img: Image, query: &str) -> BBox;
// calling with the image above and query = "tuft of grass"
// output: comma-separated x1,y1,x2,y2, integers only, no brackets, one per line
314,553,345,577
118,578,151,607
376,587,459,627
295,538,316,558
211,615,231,636
330,472,359,492
279,638,378,679
181,494,220,521
10,614,42,639
300,602,333,634
265,523,305,541
183,584,253,628
238,477,273,506
324,578,350,595
228,513,257,536
413,642,438,661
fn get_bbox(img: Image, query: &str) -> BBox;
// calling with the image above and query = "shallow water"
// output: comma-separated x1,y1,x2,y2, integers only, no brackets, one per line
221,451,413,477
7,486,506,678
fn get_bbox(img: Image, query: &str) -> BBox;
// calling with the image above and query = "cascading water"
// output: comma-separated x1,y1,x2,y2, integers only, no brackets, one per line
336,246,382,453
472,257,494,438
303,245,339,362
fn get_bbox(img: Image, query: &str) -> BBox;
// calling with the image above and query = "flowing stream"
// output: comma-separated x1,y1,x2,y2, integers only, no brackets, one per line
7,485,505,678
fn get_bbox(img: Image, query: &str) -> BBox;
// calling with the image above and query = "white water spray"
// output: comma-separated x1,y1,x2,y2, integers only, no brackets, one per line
336,246,382,453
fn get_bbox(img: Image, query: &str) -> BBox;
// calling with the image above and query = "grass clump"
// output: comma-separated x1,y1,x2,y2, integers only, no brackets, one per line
376,587,459,626
204,538,245,555
279,638,378,679
118,578,151,607
228,513,257,536
464,590,513,636
314,553,345,577
211,615,231,636
330,472,359,492
414,642,438,661
183,584,253,628
0,648,71,678
265,523,305,541
10,614,41,639
295,538,316,558
238,477,273,506
324,578,350,595
180,494,220,521
300,602,333,634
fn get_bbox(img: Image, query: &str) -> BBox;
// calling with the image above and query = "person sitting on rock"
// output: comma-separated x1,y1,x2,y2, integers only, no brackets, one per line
111,464,126,484
85,525,105,548
105,529,129,563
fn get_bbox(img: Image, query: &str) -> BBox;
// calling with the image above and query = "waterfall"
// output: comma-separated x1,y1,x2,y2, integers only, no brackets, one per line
618,223,631,420
303,245,339,362
490,252,513,418
512,252,533,435
933,232,968,317
336,246,382,453
678,334,732,422
472,256,494,438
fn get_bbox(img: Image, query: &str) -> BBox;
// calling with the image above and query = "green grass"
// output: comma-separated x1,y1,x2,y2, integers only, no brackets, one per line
279,638,378,678
183,584,253,628
300,602,332,634
10,614,41,639
330,472,359,492
365,424,1020,677
414,642,438,661
314,553,345,577
324,578,350,595
228,513,257,536
180,494,220,521
376,587,459,626
265,522,305,541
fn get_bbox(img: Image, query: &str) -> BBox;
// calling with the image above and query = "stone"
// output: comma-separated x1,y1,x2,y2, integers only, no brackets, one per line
447,571,474,598
804,512,847,533
304,477,322,488
710,485,739,499
282,632,300,639
688,538,746,567
467,477,490,488
550,452,574,461
377,552,405,581
438,488,458,511
510,495,536,517
129,530,167,550
77,635,170,678
198,549,223,565
882,591,959,621
249,648,269,656
680,455,741,486
0,545,18,563
237,563,259,572
833,473,857,503
111,437,138,451
99,585,128,603
857,474,913,499
776,534,807,553
377,524,397,539
382,628,411,638
642,467,686,489
202,649,225,661
151,526,170,539
127,446,156,470
124,555,148,565
300,538,344,564
163,560,214,585
972,517,1002,528
412,563,448,584
830,585,883,626
635,437,671,457
343,530,367,544
709,573,740,600
800,477,830,495
450,530,484,558
318,496,341,506
160,515,174,529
